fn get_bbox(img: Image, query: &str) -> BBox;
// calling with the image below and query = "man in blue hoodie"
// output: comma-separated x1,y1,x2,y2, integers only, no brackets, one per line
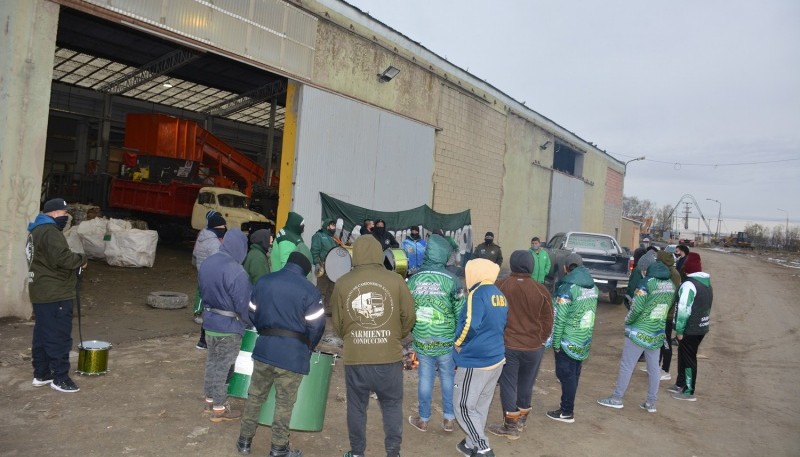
236,251,326,457
453,258,508,457
26,198,87,393
199,229,253,422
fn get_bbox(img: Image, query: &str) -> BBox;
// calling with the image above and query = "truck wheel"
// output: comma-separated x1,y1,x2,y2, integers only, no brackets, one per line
147,291,189,309
608,290,624,305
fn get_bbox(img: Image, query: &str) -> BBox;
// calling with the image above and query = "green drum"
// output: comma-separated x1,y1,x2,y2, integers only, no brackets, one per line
257,351,336,432
227,328,259,399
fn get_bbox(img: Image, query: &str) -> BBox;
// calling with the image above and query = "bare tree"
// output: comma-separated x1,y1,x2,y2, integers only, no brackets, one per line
653,204,674,233
623,195,657,220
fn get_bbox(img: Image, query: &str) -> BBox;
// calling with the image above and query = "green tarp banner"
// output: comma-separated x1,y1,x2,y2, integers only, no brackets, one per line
319,192,473,254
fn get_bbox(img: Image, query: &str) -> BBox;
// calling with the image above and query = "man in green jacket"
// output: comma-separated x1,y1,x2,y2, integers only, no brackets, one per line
270,211,312,273
243,229,271,284
331,236,415,457
26,198,87,393
311,218,339,311
546,253,598,423
528,236,551,284
597,260,674,413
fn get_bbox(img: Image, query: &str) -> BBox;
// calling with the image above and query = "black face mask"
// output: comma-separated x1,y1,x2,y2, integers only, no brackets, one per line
484,238,493,245
211,227,227,239
410,232,420,240
327,228,336,236
373,226,386,236
299,225,305,235
54,215,69,231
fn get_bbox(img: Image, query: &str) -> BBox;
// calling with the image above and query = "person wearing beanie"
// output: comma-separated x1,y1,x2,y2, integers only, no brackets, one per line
597,259,675,413
668,252,712,401
625,249,657,309
236,250,325,457
473,231,503,267
192,210,227,349
243,229,272,284
372,218,399,250
26,198,88,393
546,253,599,424
311,218,340,312
452,258,507,457
407,234,463,434
198,229,254,422
331,236,415,457
488,250,553,439
402,224,427,276
271,211,312,272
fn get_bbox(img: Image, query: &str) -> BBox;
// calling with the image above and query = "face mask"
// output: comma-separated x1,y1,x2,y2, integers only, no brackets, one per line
327,227,336,236
54,215,69,231
211,227,227,239
485,238,493,245
410,231,420,240
299,225,305,235
374,226,386,236
532,243,540,251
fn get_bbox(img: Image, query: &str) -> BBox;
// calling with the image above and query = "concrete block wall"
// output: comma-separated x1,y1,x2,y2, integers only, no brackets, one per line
433,85,506,250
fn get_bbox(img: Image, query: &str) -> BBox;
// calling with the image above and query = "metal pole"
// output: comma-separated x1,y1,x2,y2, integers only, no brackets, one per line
707,198,721,240
778,208,788,249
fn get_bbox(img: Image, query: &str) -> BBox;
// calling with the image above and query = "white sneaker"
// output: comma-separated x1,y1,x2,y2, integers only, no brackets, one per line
660,370,671,381
639,366,648,372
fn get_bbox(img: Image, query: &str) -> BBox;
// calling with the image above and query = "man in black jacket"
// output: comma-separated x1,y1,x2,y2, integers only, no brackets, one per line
236,251,326,457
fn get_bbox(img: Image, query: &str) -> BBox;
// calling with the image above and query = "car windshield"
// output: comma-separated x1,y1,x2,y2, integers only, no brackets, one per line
566,234,617,251
217,193,248,209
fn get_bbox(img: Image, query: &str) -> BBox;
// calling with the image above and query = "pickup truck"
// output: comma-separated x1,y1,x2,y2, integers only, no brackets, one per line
544,232,632,304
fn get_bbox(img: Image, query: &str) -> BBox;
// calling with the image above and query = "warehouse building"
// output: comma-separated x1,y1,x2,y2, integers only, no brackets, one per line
1,0,626,318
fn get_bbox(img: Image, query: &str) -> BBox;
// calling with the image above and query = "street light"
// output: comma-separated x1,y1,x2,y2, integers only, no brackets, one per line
623,156,646,174
778,208,789,248
706,198,721,240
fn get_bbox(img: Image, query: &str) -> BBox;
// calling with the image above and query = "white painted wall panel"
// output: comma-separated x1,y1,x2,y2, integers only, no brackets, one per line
292,86,434,241
548,172,585,237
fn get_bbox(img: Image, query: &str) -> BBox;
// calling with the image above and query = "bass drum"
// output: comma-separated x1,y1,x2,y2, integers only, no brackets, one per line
325,246,353,282
383,248,408,278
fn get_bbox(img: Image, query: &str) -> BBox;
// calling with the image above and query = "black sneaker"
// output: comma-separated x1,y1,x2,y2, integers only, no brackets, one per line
546,408,574,423
196,340,208,350
32,373,54,387
456,438,474,457
51,377,80,393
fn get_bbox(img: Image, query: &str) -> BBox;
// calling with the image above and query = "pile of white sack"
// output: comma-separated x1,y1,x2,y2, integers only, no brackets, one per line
64,217,158,268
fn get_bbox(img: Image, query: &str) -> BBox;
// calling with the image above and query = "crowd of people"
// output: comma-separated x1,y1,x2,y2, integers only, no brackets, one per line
26,201,713,457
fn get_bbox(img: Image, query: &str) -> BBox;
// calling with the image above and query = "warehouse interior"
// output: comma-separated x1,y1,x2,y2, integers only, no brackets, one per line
44,7,289,223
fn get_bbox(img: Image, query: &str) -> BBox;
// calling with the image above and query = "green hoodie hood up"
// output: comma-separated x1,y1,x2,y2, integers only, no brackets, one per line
421,234,452,271
561,265,596,289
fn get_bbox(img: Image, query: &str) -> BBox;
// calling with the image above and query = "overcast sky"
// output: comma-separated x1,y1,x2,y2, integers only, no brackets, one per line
345,0,800,228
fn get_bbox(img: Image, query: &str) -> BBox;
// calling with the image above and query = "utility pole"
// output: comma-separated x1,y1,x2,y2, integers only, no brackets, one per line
707,198,721,240
778,208,789,249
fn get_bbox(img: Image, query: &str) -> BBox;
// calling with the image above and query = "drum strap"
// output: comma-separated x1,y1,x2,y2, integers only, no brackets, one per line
204,307,241,320
258,328,311,349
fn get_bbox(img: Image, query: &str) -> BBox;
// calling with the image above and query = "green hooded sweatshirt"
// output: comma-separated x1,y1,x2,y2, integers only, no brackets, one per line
407,235,464,357
271,211,310,271
548,265,599,361
625,261,675,350
331,236,416,365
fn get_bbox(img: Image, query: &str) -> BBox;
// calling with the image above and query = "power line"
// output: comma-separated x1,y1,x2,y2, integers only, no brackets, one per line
615,155,800,168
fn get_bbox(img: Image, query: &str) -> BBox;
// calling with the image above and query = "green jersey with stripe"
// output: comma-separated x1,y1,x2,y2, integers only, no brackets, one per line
407,270,464,357
547,266,599,361
625,275,674,350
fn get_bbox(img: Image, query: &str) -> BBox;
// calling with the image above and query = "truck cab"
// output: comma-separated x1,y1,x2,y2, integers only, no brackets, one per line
192,187,273,233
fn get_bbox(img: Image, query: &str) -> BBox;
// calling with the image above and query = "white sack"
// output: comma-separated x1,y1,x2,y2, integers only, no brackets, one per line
104,229,159,268
63,227,85,255
77,217,109,260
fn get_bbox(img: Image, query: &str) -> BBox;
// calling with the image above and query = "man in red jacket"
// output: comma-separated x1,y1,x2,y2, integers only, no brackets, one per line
488,250,553,439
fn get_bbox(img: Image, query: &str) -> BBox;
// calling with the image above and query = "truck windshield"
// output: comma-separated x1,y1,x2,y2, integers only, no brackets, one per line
217,193,249,209
567,234,617,251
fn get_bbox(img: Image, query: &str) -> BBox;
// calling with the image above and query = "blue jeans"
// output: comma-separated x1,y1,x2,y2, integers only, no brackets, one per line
498,347,545,412
416,352,455,421
554,350,582,415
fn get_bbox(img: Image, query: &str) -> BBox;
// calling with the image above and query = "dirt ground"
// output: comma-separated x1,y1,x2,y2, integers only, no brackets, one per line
2,244,799,456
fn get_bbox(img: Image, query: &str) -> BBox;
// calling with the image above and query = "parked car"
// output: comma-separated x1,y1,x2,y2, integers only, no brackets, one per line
545,232,632,304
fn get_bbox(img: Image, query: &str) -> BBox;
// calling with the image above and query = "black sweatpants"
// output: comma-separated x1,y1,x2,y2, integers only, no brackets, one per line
676,334,705,395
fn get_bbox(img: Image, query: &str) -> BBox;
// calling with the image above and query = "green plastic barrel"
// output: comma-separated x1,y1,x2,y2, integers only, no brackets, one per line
227,329,259,398
258,351,335,432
